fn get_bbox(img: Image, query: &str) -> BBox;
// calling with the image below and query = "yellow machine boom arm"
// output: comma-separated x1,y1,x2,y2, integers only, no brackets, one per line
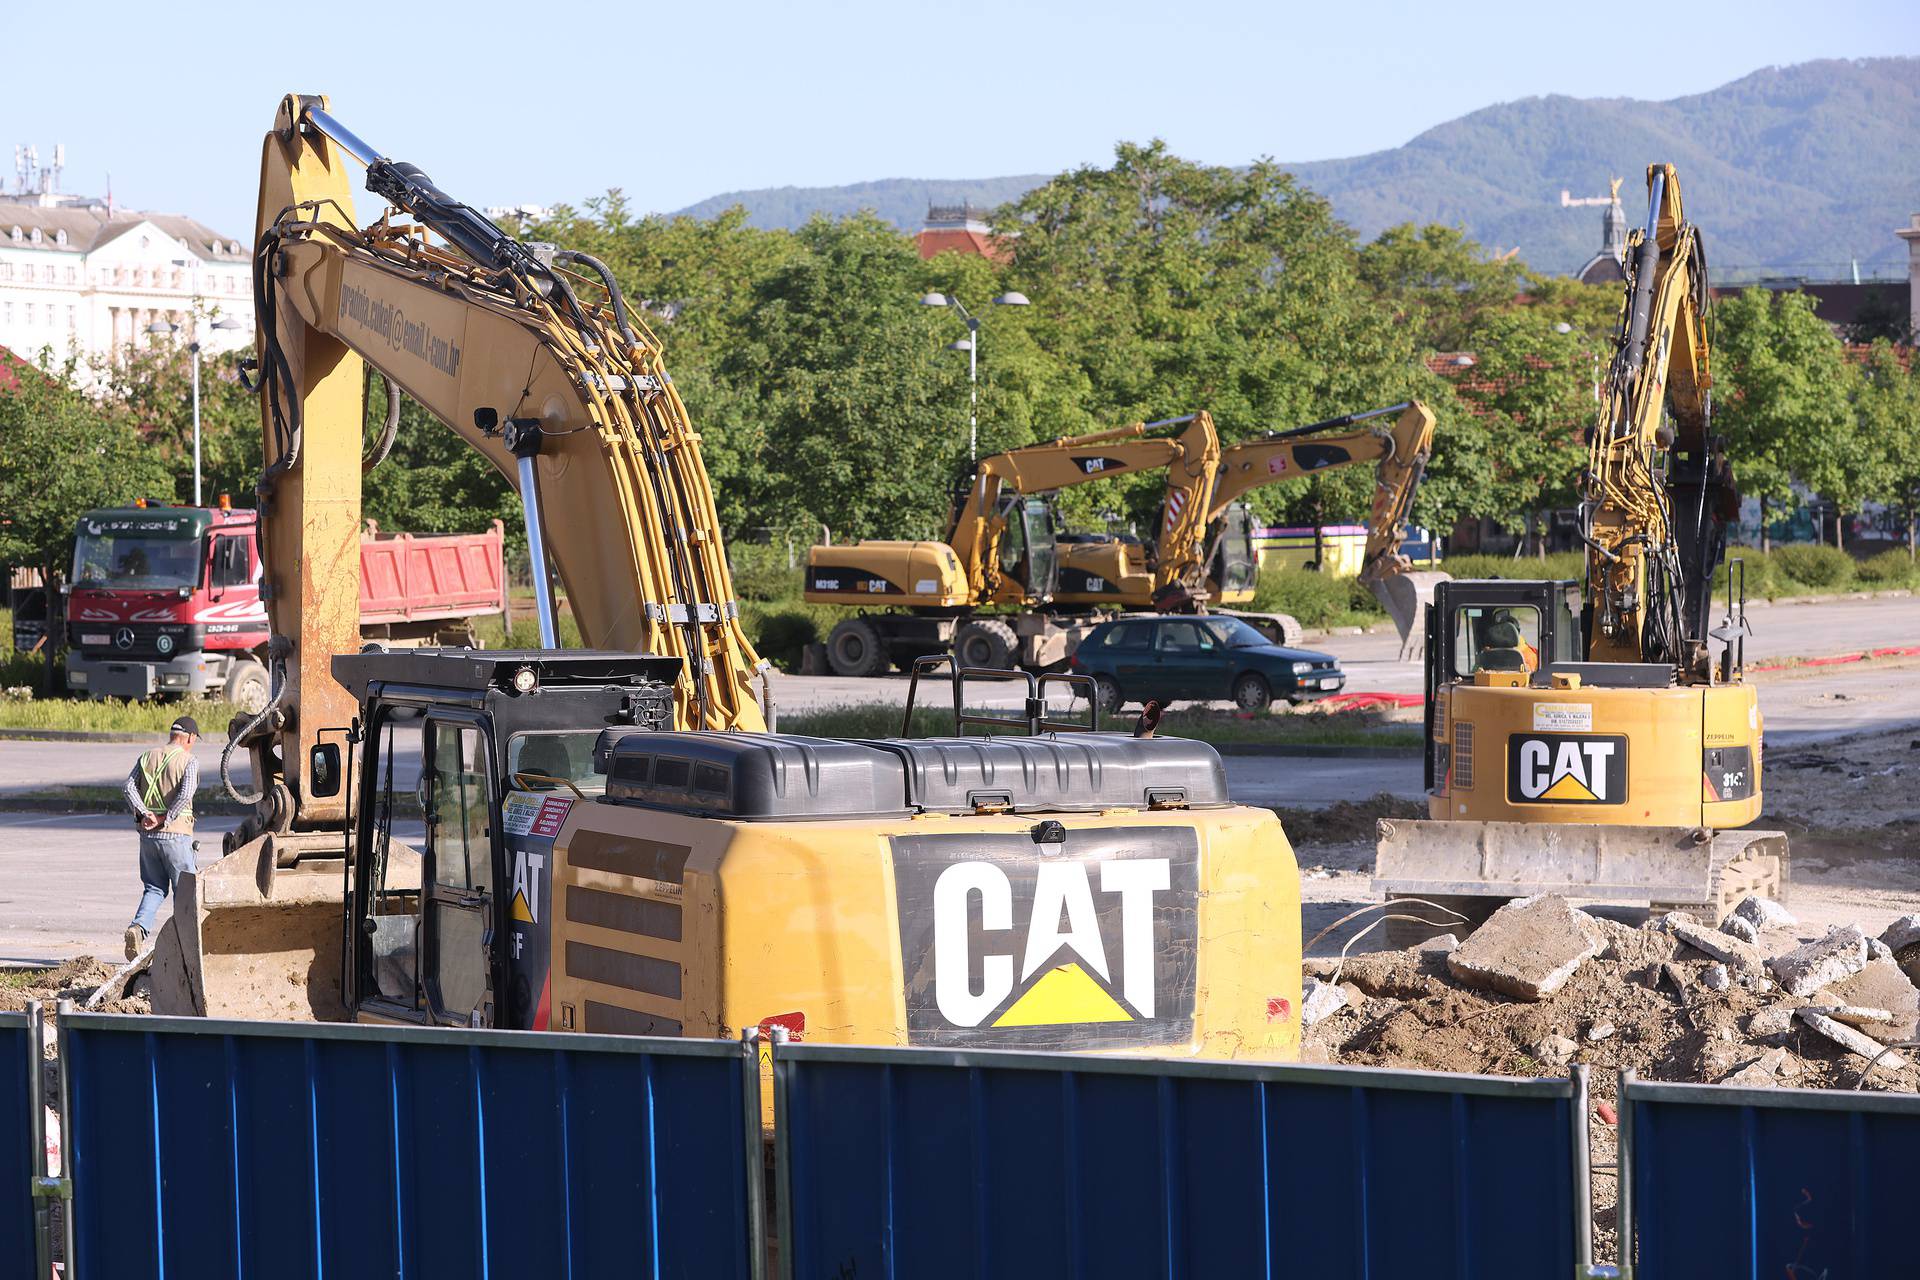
1582,164,1730,676
950,412,1220,601
239,95,763,834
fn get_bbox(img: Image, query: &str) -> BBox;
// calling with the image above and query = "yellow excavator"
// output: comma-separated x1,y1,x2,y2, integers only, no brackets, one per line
1202,400,1448,657
804,413,1220,674
1374,165,1786,938
149,97,1303,1070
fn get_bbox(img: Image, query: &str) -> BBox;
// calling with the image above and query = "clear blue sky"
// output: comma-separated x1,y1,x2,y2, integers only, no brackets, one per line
3,0,1915,238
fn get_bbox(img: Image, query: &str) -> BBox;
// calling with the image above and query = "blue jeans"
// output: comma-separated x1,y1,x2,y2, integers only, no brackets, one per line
131,832,197,932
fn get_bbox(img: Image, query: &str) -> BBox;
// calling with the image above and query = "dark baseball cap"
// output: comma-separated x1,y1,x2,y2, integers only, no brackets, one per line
169,715,200,737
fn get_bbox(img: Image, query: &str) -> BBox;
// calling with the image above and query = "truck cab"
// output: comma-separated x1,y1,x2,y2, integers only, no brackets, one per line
65,504,269,706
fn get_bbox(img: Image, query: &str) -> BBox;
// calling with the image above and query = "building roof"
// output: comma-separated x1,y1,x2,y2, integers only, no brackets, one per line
1711,278,1910,331
1575,252,1626,285
914,226,1009,262
0,201,247,261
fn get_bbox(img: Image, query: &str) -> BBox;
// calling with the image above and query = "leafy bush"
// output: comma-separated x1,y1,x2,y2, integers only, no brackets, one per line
1855,549,1917,588
728,542,807,604
1715,551,1780,600
1440,552,1585,582
1769,544,1855,591
1250,568,1366,627
746,607,822,672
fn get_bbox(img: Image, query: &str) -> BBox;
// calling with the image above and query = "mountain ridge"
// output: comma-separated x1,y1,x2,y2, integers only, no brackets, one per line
669,58,1920,277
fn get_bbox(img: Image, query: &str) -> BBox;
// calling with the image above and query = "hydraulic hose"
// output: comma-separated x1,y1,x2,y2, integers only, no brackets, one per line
221,655,287,805
363,370,401,473
553,250,637,348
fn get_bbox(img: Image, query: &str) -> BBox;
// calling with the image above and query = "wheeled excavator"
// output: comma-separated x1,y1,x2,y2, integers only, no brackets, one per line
804,414,1220,675
149,97,1304,1070
1373,165,1787,938
1199,400,1448,657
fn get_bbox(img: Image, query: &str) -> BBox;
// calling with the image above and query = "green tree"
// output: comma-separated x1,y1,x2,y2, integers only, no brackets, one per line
0,355,171,685
1850,341,1920,554
93,340,261,505
1357,224,1528,351
1712,289,1855,550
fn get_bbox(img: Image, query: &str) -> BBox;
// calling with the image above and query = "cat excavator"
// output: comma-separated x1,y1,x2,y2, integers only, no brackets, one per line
149,97,1303,1071
1374,165,1787,938
804,413,1220,674
1203,400,1448,657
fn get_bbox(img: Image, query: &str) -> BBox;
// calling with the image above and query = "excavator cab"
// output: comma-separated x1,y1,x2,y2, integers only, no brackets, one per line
1207,503,1259,605
996,495,1060,601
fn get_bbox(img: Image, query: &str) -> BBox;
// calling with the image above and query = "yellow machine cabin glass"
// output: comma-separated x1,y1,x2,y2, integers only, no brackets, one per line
1452,605,1541,676
508,731,607,795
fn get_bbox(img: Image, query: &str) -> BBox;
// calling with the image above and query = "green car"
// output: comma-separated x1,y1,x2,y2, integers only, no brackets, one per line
1069,615,1346,713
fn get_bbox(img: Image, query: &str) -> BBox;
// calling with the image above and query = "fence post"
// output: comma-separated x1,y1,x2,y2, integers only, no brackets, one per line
767,1027,793,1280
1570,1064,1593,1271
26,1002,63,1280
1615,1069,1636,1280
742,1030,768,1280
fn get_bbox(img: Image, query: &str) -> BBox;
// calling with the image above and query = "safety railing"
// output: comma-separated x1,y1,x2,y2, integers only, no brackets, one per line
14,1002,1920,1278
771,1039,1592,1280
50,1006,764,1280
1618,1068,1920,1280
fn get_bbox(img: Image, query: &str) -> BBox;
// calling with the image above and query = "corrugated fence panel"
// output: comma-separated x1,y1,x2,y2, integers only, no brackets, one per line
61,1013,755,1280
775,1044,1576,1280
0,1014,32,1277
1627,1080,1920,1280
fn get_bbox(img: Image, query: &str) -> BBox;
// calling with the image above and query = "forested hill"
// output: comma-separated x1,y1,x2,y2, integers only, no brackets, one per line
670,57,1920,277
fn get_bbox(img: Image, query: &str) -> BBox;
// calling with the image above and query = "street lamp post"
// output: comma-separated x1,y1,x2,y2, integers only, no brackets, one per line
919,290,1029,462
148,315,248,506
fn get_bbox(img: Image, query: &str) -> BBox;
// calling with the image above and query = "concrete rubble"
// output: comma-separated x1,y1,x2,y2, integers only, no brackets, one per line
1302,978,1348,1027
1701,963,1731,992
1668,918,1770,976
1882,915,1920,952
1795,1009,1910,1070
1720,914,1759,944
1822,959,1920,1042
1445,895,1602,1001
1768,926,1871,997
1731,895,1796,932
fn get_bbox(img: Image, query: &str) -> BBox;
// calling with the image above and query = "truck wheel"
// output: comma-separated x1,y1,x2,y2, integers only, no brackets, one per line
953,618,1017,670
1232,672,1272,711
224,659,271,714
1092,675,1124,716
826,618,888,678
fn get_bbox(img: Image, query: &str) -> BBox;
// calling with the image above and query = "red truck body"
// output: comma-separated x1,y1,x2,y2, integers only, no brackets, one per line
66,504,507,706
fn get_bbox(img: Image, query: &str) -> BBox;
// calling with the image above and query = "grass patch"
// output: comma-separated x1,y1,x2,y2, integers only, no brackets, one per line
0,693,237,735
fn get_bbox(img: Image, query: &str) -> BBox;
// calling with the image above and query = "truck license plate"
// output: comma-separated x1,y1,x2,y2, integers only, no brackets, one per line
81,634,110,646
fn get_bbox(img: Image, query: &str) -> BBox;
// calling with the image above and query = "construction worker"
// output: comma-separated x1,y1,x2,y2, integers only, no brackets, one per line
122,715,200,960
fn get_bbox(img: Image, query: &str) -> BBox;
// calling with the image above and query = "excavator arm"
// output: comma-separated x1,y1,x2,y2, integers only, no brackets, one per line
1582,164,1730,676
1208,401,1443,646
239,95,764,837
949,412,1220,602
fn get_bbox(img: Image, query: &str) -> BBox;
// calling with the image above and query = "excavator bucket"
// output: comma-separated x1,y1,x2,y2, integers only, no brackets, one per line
1372,817,1790,948
147,833,406,1021
1369,571,1449,660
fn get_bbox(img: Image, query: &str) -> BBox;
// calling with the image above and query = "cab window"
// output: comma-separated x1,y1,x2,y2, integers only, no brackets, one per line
1454,605,1542,675
431,723,494,893
508,731,605,796
1157,621,1217,654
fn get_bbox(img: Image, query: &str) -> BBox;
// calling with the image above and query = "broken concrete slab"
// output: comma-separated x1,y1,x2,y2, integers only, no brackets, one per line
1746,1004,1797,1041
1302,978,1348,1027
1822,959,1920,1042
1419,933,1460,954
1445,895,1602,1002
1586,1021,1616,1042
1881,914,1920,952
1721,1046,1793,1088
1768,927,1870,998
1721,914,1759,944
1701,963,1731,992
1731,895,1796,932
1869,937,1893,962
1795,1008,1909,1069
1668,919,1770,975
1533,1034,1577,1061
1339,946,1449,1000
1803,1004,1895,1028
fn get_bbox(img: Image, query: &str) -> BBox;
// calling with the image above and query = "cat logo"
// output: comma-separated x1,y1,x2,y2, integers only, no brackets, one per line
510,848,545,924
891,829,1198,1049
1506,733,1629,805
1072,455,1128,476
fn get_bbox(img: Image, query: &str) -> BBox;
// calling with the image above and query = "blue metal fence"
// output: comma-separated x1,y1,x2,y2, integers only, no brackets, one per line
772,1042,1587,1280
0,1012,32,1278
1622,1072,1920,1280
57,1012,763,1280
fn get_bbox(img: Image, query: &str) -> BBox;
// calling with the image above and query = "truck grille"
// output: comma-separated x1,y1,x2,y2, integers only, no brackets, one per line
70,622,202,660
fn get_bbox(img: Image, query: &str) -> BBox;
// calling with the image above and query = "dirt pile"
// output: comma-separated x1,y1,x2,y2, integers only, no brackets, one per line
1304,898,1920,1092
0,956,150,1015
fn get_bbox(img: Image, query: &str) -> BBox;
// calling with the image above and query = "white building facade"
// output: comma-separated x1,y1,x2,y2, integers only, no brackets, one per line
0,200,252,371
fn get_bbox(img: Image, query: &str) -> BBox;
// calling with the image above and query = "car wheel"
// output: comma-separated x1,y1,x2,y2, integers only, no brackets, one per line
1091,675,1123,717
1232,672,1272,712
224,659,271,715
826,618,889,677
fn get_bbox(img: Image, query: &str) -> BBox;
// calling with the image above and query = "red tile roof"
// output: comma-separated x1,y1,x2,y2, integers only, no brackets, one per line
914,227,1010,263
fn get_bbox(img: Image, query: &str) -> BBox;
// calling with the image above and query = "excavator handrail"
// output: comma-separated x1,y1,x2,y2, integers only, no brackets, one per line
900,654,1099,737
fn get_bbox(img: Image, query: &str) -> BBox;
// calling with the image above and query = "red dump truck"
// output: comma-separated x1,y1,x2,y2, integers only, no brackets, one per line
64,503,507,710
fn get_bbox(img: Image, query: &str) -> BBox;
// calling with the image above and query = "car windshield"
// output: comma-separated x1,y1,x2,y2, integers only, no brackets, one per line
507,731,606,796
71,534,201,591
1197,617,1272,648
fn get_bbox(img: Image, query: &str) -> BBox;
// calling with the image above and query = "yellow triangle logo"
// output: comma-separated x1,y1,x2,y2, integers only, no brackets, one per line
510,890,534,923
1541,772,1596,802
993,963,1132,1028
